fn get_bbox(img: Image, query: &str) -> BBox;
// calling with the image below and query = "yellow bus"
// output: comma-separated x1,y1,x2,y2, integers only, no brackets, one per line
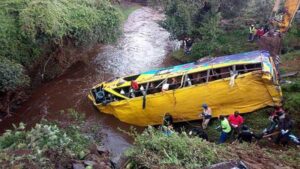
88,50,282,126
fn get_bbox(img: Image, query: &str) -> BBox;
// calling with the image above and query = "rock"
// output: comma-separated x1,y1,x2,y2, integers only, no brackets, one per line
84,160,96,166
100,162,106,166
72,163,85,169
97,145,107,154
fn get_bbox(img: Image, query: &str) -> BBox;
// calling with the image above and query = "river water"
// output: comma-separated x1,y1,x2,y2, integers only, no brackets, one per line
0,7,179,164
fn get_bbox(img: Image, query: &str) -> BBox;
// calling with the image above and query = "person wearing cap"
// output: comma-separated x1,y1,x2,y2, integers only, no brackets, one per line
200,103,212,129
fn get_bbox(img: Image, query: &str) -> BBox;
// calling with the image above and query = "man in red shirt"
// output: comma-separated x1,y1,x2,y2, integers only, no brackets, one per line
228,111,244,137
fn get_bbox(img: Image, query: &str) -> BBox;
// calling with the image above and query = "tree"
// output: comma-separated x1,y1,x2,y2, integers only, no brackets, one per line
191,13,224,58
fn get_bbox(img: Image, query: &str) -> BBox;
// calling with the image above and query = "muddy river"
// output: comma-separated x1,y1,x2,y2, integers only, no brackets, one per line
0,7,179,164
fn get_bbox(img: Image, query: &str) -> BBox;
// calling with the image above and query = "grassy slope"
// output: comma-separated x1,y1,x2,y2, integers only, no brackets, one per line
172,30,259,63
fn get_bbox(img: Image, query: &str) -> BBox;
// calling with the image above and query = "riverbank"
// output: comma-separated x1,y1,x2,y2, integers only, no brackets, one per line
0,5,180,168
0,0,139,120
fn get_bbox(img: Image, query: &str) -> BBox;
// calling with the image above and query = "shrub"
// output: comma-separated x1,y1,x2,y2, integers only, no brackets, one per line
284,94,300,114
282,80,300,93
0,57,30,92
125,127,222,169
0,0,122,93
0,117,92,168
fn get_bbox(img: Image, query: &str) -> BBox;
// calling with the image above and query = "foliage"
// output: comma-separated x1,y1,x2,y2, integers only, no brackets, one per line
0,57,30,92
127,126,300,169
125,126,222,169
283,25,300,52
282,79,300,115
0,0,122,93
191,14,224,58
0,110,98,168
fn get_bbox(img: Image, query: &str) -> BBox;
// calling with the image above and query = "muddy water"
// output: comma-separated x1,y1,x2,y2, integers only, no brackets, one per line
0,7,178,164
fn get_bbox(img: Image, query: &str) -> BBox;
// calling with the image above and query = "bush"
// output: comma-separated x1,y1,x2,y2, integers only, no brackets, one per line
0,0,122,93
284,94,300,114
125,127,222,169
0,110,93,168
127,126,300,169
282,80,300,93
0,57,30,92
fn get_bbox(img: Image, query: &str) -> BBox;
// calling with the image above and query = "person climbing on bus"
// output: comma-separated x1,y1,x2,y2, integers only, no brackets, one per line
217,115,231,144
228,111,244,137
201,104,212,129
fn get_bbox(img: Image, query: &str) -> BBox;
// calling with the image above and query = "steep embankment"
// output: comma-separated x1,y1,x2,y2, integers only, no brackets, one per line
0,5,179,167
0,0,122,117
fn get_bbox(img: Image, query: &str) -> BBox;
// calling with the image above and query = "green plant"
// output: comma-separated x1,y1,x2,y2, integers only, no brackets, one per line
0,57,30,92
126,126,222,169
191,14,224,58
0,0,122,94
0,119,91,168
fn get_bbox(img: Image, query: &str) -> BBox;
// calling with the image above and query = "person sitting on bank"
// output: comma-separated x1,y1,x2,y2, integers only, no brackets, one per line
200,104,212,129
163,113,173,127
218,115,231,144
162,113,174,136
263,106,285,134
228,111,244,136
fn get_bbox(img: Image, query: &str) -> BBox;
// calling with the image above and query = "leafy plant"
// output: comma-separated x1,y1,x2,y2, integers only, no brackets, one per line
0,57,30,92
126,126,222,169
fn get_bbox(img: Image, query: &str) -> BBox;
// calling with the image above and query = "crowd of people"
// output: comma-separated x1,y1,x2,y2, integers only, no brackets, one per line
248,23,270,42
162,104,300,147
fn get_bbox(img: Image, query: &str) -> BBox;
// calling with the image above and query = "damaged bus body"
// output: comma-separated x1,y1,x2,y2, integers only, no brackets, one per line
88,50,282,126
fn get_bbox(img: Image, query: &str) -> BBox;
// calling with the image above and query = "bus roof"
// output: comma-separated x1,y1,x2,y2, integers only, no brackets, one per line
136,50,273,81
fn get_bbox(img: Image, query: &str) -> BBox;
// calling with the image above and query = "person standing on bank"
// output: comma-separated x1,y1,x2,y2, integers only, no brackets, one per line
201,104,212,129
218,115,232,144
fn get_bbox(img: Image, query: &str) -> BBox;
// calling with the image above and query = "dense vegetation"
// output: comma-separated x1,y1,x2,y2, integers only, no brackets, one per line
126,127,300,169
149,0,300,61
0,110,104,168
0,0,122,94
